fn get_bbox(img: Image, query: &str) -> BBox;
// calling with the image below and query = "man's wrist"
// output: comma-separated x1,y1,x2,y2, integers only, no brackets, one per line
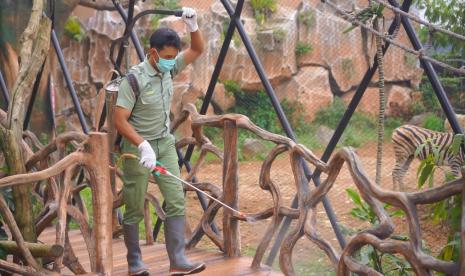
187,24,198,33
138,140,149,150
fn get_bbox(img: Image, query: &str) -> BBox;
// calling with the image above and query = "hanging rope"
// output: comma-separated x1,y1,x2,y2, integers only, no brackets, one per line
371,2,386,186
322,0,465,76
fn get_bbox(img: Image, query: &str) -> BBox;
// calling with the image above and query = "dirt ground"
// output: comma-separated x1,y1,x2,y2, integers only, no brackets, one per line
149,141,451,274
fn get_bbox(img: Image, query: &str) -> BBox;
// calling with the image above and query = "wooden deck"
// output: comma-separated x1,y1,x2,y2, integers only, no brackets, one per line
39,228,282,275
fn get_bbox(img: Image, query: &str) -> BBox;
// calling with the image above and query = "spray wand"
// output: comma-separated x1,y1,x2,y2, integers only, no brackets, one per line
118,154,253,222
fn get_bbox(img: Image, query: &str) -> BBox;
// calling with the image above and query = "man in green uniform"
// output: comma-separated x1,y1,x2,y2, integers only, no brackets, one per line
114,7,205,276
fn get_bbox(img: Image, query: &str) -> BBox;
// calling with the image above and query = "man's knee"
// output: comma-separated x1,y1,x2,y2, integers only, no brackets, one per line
165,192,185,217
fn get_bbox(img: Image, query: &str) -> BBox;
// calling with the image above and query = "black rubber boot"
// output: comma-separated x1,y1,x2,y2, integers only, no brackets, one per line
123,224,149,276
165,216,206,275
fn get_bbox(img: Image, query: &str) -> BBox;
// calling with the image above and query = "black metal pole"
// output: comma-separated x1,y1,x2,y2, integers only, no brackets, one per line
112,0,136,75
113,0,145,61
23,60,46,130
389,0,463,135
152,0,247,238
221,0,346,255
51,29,89,134
183,0,243,168
99,0,139,129
0,68,9,108
265,0,414,265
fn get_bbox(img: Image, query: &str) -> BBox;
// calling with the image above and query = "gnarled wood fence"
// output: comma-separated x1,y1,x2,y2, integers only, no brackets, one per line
0,104,462,275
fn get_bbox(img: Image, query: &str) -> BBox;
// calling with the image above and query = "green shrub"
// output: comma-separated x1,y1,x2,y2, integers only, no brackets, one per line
220,20,242,48
385,117,405,140
419,77,442,114
224,80,308,135
295,42,313,56
272,28,286,43
422,114,444,131
345,188,410,274
150,0,180,32
250,0,277,24
281,98,308,133
229,89,281,134
314,98,383,147
64,16,85,42
410,101,426,116
250,0,277,12
314,98,346,129
223,80,242,95
298,9,315,29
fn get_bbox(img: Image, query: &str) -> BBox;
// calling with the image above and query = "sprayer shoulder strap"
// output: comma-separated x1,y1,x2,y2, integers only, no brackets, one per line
126,73,140,111
114,73,139,150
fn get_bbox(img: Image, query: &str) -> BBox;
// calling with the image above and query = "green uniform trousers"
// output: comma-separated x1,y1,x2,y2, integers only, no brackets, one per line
121,134,184,225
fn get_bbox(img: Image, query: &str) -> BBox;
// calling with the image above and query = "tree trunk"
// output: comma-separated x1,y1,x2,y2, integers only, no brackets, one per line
0,0,51,243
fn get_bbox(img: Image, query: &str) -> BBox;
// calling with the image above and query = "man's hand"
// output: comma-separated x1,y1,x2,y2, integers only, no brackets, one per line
138,140,157,170
182,7,198,33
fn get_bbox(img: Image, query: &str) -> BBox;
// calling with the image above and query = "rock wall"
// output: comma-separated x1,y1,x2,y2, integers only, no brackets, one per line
51,0,423,134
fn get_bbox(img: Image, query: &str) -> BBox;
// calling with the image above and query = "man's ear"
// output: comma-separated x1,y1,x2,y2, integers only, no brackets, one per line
149,48,158,62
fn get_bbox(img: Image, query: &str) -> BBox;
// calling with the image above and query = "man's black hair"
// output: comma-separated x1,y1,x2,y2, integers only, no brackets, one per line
149,28,181,51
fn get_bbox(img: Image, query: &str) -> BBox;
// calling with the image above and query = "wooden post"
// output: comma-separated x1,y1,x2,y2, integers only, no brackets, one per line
222,119,241,257
105,90,121,233
144,200,154,245
86,133,113,274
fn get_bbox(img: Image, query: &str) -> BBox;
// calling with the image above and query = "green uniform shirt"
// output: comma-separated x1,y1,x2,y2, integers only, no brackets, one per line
116,53,186,140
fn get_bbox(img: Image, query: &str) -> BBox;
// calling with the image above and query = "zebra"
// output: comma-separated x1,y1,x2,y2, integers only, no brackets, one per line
391,124,465,191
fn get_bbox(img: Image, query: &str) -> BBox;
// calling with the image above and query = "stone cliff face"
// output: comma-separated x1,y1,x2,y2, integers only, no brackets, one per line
52,0,423,134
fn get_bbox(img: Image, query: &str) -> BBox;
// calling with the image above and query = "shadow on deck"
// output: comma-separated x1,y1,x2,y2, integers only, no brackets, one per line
39,228,281,276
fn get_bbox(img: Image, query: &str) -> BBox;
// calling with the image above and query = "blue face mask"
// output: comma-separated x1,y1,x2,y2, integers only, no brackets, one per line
154,49,177,73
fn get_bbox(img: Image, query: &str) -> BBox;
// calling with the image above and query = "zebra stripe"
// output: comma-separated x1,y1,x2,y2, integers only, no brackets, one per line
391,124,464,191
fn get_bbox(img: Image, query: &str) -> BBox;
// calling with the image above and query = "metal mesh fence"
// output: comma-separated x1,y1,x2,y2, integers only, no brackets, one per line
20,0,462,274
169,0,463,274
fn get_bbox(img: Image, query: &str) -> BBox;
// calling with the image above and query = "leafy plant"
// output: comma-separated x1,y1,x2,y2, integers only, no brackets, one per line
250,0,277,25
313,98,380,147
346,188,410,274
149,0,180,31
438,231,460,264
223,80,305,136
342,3,385,34
64,16,85,42
227,88,281,134
295,42,313,56
220,20,242,48
272,28,286,44
415,0,465,57
298,9,315,29
413,133,464,268
422,114,444,131
415,134,464,188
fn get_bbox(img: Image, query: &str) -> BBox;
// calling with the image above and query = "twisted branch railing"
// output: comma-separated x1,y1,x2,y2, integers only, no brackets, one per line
0,132,113,275
0,102,462,275
171,103,463,275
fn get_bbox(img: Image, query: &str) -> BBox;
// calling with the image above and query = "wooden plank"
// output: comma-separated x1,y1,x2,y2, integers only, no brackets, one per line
39,229,282,276
223,119,241,257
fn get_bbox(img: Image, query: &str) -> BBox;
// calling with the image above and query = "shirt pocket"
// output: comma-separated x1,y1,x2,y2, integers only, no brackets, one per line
140,82,160,105
141,90,158,104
